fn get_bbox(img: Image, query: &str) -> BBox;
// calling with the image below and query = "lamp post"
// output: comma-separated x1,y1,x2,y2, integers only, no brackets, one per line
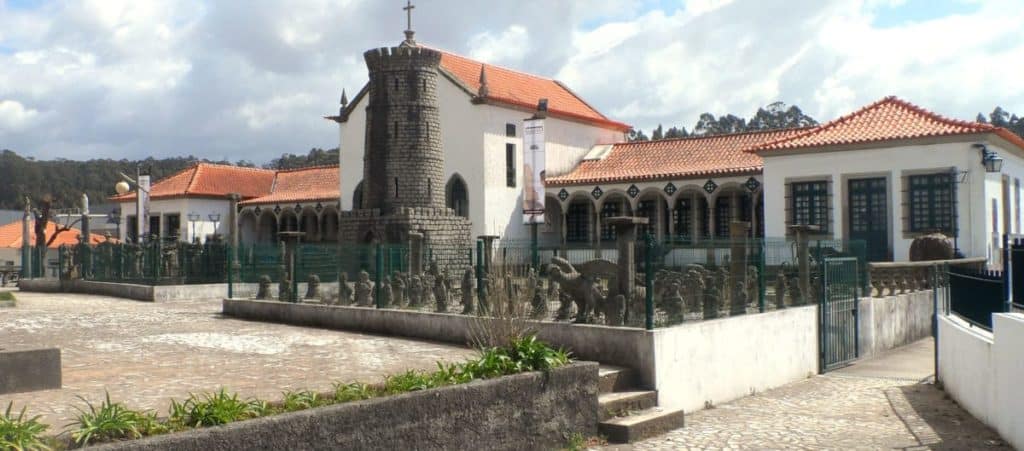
114,166,151,243
209,213,222,242
974,143,1004,173
187,213,201,244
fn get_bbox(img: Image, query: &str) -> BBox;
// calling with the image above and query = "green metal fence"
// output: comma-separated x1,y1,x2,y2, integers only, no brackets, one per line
60,241,231,285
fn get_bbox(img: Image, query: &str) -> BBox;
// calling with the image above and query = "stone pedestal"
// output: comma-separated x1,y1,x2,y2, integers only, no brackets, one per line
0,348,61,394
729,221,751,315
408,232,424,275
478,235,499,275
278,231,305,302
607,217,648,298
788,225,819,305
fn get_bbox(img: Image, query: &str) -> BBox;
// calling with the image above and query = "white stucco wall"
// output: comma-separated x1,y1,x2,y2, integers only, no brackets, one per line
117,198,232,243
651,305,819,412
938,313,1024,449
762,137,1024,261
336,75,625,242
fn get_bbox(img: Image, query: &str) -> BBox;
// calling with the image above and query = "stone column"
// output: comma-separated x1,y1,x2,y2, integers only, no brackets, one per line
593,205,602,258
477,235,499,276
789,225,817,305
690,193,700,243
409,232,424,275
560,212,568,255
278,231,304,302
22,199,31,279
729,221,751,315
227,193,241,281
607,216,648,299
667,205,676,239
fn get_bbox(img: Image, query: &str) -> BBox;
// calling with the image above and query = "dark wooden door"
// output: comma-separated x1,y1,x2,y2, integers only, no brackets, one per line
848,178,889,261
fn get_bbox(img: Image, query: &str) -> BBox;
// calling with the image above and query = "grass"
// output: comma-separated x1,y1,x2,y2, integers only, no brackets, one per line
68,393,165,446
1,402,50,451
168,389,262,428
19,335,572,447
0,291,15,302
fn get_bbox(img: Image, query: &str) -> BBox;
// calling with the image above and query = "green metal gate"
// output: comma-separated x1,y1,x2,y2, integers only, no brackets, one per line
821,256,859,371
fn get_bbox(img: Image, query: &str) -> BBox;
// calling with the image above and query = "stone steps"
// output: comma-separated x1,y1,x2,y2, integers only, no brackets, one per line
596,364,685,444
598,390,658,421
599,406,687,444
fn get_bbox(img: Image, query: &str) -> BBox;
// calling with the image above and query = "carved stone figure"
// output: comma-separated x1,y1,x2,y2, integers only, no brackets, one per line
409,275,422,307
305,274,321,300
787,274,803,306
392,274,406,307
279,275,292,303
774,272,788,308
478,273,490,314
529,269,548,319
381,276,393,307
461,267,475,314
746,266,759,307
434,272,449,313
256,275,272,300
355,270,373,306
703,278,720,320
732,281,748,315
682,269,705,314
547,258,610,324
909,233,954,261
338,272,353,305
662,281,684,323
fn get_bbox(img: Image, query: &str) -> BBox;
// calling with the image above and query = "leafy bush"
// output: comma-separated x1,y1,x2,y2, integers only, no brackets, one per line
0,402,50,451
69,393,164,446
383,370,438,394
168,389,260,428
280,390,328,412
332,382,376,403
0,291,15,301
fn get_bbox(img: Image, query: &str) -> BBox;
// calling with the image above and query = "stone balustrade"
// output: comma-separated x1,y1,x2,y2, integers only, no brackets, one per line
867,257,986,298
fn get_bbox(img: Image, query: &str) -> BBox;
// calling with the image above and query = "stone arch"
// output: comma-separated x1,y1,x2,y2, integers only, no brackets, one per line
299,207,319,242
635,189,669,240
672,188,709,242
257,210,278,243
708,182,752,239
563,191,595,245
239,210,259,245
445,173,469,218
279,209,299,233
320,207,339,242
352,180,364,210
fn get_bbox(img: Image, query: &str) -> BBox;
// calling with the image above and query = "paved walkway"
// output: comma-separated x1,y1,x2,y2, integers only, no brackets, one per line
0,291,475,429
605,338,1010,450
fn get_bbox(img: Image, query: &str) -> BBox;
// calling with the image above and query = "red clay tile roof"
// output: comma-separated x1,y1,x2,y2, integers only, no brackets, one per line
752,96,1024,153
436,50,630,132
110,163,277,202
239,165,340,206
546,127,810,186
0,220,116,249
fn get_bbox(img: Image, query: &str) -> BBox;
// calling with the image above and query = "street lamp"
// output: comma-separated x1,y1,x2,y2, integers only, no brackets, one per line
974,143,1004,173
208,213,222,242
114,166,151,243
187,213,201,243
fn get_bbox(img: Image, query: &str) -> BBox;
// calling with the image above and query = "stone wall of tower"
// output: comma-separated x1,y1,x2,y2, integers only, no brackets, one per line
362,46,445,213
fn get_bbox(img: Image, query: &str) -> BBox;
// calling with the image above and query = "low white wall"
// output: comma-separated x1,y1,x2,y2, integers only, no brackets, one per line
858,290,935,359
651,305,819,412
939,313,1024,449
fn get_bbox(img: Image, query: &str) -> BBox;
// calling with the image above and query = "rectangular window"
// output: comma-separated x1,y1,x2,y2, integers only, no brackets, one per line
674,198,691,241
505,143,516,187
126,215,138,243
600,201,621,241
637,200,657,238
714,197,732,238
505,123,516,137
791,181,829,232
165,214,181,241
149,215,161,240
908,173,953,233
566,201,589,243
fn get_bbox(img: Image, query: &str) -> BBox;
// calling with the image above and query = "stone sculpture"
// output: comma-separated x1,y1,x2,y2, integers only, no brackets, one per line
381,276,393,307
703,277,720,319
305,274,320,300
355,270,373,306
547,258,602,323
338,272,353,305
662,280,684,323
909,233,954,261
256,275,272,300
529,269,548,319
461,267,475,314
774,271,787,308
408,275,422,307
392,274,406,307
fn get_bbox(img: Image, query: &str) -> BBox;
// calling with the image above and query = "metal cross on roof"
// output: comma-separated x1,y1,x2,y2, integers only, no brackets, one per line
403,0,415,32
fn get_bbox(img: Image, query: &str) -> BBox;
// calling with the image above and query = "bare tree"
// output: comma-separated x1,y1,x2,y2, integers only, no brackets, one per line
29,194,82,263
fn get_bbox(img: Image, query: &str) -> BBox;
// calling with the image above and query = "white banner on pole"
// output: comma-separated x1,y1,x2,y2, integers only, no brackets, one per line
522,118,546,225
138,174,151,242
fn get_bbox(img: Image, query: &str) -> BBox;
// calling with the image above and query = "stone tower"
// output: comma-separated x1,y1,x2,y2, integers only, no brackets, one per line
362,46,444,212
339,44,472,272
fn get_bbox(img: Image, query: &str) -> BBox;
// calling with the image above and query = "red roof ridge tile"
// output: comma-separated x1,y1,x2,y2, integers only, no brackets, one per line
274,164,340,173
613,125,817,148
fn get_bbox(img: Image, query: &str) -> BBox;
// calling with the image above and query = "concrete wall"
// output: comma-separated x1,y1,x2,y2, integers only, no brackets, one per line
0,348,61,395
938,313,1024,449
92,361,598,451
19,279,230,302
650,305,819,412
857,290,935,358
222,299,657,388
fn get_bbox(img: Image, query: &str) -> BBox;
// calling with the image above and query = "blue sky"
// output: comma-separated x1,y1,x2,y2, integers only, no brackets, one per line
0,0,1021,163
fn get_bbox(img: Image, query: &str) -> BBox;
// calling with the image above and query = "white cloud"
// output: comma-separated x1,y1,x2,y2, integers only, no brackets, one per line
467,25,530,66
0,100,39,130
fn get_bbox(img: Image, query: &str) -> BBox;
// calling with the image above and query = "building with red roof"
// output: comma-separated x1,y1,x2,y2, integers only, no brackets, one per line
0,220,115,268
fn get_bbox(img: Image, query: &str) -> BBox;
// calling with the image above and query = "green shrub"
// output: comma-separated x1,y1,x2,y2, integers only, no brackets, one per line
168,389,260,428
0,402,50,451
332,382,376,403
69,393,165,446
0,291,15,302
507,334,571,372
382,370,437,394
280,390,328,412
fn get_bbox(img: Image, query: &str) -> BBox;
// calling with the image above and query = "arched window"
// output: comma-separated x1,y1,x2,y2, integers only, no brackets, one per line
446,174,469,217
353,181,364,210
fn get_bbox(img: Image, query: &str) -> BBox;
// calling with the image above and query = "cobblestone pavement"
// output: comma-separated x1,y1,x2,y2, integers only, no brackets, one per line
603,342,1010,450
0,291,475,429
